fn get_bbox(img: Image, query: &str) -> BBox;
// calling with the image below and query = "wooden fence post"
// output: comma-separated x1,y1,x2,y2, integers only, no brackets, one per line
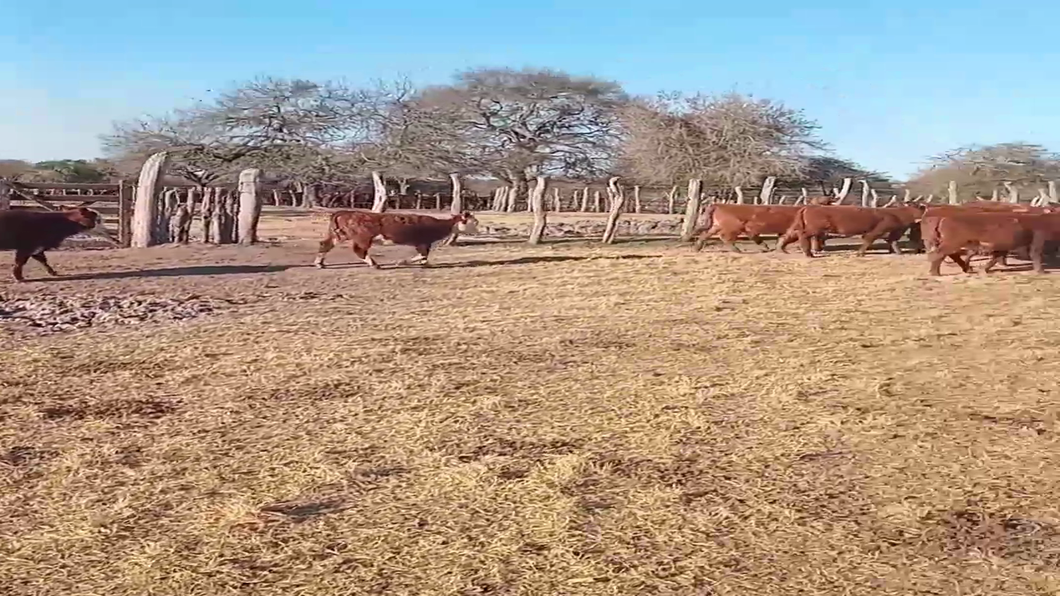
860,180,871,207
131,151,169,248
117,180,133,247
238,168,262,245
947,180,959,205
633,185,642,213
759,177,776,205
734,186,745,204
832,178,852,205
529,176,549,245
0,179,10,211
601,177,625,244
370,171,387,212
680,179,703,242
1003,182,1019,204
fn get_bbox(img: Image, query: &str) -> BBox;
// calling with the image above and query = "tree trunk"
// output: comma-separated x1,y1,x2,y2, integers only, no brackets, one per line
371,171,387,212
947,180,958,205
759,177,776,205
601,177,625,244
447,174,463,215
667,185,677,214
680,179,703,242
734,186,745,204
1004,182,1019,204
633,185,642,213
528,176,549,245
131,151,170,248
238,168,262,245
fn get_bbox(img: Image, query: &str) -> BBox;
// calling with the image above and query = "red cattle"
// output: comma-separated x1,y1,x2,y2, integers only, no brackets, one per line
921,211,1060,275
777,204,925,257
0,207,101,282
692,204,823,253
314,210,479,269
921,203,1054,263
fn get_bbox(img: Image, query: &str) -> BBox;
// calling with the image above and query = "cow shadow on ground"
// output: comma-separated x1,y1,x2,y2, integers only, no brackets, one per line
41,265,293,281
322,254,661,270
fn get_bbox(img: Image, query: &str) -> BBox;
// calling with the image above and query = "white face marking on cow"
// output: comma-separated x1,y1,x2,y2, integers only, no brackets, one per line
457,217,479,235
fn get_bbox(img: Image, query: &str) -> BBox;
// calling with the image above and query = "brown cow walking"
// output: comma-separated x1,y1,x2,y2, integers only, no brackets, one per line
0,207,101,282
315,210,479,269
923,211,1060,276
778,204,924,257
693,204,823,253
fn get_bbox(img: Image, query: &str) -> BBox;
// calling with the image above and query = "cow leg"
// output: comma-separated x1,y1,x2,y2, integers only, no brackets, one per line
1031,234,1047,273
749,235,771,252
12,250,31,282
983,252,1005,273
798,233,816,258
775,232,795,254
314,237,336,269
351,240,380,269
693,224,719,252
885,229,905,255
30,252,59,277
811,235,823,254
857,232,883,257
719,231,742,253
928,250,947,276
409,244,432,266
949,253,973,273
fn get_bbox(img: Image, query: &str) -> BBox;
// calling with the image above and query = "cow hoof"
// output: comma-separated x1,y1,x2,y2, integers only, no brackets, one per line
314,263,326,269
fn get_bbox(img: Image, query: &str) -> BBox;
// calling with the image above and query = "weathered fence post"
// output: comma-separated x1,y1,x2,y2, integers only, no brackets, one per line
633,185,642,213
0,179,11,211
680,179,703,242
529,176,549,245
552,187,562,212
200,188,214,243
831,178,853,205
1003,181,1019,204
667,185,678,214
593,190,602,212
759,177,776,205
860,180,871,207
734,186,745,204
601,177,625,244
370,171,387,212
1049,181,1057,204
238,168,262,245
211,189,228,244
131,151,170,248
117,180,133,247
449,173,463,214
579,189,590,212
870,188,880,208
947,180,959,205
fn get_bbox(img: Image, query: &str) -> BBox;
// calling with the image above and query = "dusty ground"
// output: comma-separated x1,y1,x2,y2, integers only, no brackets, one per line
3,209,1060,595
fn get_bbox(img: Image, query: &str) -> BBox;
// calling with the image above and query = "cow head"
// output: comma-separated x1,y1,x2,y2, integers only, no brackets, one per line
455,211,479,235
67,207,101,229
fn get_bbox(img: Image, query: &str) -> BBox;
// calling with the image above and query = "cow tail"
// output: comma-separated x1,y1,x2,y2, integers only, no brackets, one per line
785,206,807,240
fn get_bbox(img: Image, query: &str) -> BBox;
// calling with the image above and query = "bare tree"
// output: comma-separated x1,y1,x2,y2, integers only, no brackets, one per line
620,91,826,236
408,67,628,207
907,142,1060,200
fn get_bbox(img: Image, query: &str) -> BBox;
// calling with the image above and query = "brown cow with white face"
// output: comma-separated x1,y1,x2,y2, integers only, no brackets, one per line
314,210,479,269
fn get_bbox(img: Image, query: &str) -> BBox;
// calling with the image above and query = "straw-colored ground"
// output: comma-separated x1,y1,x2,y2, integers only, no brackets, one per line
3,209,1060,596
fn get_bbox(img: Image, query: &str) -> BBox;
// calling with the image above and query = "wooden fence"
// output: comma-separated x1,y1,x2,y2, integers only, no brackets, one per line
1,181,133,246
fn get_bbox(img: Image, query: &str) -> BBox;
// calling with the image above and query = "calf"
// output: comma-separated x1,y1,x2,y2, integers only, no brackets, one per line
693,204,825,253
314,210,479,269
0,207,101,282
778,204,924,257
922,211,1060,276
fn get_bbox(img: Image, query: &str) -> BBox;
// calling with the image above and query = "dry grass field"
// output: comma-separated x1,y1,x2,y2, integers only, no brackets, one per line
3,208,1060,595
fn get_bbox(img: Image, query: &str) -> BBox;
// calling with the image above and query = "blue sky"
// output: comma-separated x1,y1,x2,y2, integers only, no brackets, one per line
1,0,1057,179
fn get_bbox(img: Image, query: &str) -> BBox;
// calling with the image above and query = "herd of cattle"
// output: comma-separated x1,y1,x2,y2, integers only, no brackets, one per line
1,199,1058,282
693,200,1060,275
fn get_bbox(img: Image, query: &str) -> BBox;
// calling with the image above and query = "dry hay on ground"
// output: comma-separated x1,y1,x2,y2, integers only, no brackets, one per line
2,233,1060,596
